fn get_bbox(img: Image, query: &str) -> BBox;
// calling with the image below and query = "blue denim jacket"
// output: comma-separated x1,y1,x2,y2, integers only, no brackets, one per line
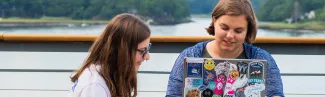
166,40,284,97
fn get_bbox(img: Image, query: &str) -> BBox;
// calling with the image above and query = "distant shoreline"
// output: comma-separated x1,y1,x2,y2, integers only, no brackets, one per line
0,22,107,27
258,21,325,31
0,18,108,27
1,18,324,31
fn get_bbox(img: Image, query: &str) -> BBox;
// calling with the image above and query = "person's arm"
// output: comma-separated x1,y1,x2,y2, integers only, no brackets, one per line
166,52,187,97
259,51,284,97
80,83,110,97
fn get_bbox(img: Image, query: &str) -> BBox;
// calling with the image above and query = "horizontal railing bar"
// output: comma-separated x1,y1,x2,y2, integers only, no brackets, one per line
0,69,171,74
0,89,166,92
1,69,325,76
281,73,325,76
0,89,324,95
0,33,3,40
2,33,325,44
0,69,73,72
0,89,67,91
285,93,325,95
1,41,325,55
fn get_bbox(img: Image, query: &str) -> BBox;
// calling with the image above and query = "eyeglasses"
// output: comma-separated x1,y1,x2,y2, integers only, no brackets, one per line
137,43,152,58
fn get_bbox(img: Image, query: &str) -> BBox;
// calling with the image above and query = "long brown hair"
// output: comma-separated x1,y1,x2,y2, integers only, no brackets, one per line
206,0,257,44
71,13,151,97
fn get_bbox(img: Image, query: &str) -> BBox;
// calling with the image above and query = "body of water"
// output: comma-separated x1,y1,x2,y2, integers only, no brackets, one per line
1,17,325,37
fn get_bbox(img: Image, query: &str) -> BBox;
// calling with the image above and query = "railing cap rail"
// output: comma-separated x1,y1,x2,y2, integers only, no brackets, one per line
0,33,3,40
1,33,325,44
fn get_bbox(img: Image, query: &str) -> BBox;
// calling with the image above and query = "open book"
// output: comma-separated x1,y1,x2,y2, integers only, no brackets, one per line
183,57,267,97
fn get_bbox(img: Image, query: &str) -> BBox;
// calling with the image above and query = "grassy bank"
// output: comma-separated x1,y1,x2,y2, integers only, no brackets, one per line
0,17,108,24
190,14,211,18
258,21,325,31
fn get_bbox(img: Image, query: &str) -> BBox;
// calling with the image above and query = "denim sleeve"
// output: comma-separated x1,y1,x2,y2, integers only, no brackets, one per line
166,51,186,97
256,50,284,97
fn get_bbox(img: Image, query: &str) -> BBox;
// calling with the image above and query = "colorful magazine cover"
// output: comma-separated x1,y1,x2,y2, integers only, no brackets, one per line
183,57,267,97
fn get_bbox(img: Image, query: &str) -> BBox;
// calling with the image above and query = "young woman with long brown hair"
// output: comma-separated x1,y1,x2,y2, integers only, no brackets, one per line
69,13,151,97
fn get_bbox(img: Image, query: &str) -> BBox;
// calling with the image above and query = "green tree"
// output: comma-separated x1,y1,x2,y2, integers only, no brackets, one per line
300,0,325,12
258,0,294,21
250,0,265,14
0,0,191,24
258,0,325,22
186,0,218,14
316,7,325,21
138,0,190,25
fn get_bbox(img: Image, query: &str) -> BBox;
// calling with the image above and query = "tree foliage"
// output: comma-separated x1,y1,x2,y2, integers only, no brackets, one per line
258,0,325,21
0,0,191,24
